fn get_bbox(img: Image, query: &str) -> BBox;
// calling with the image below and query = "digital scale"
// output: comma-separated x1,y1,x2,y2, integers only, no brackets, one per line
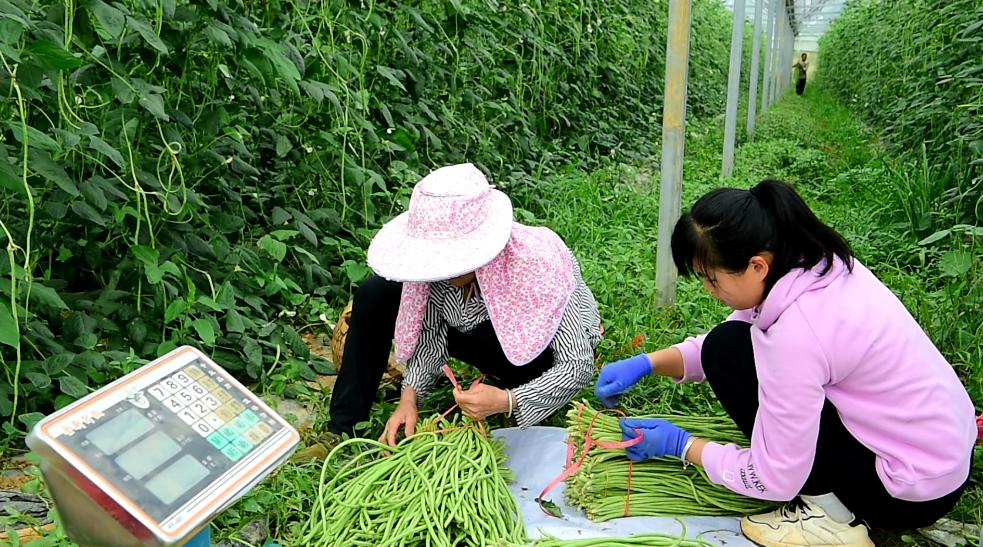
27,346,301,546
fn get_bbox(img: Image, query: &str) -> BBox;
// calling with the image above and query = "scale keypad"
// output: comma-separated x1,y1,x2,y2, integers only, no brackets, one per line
149,365,274,463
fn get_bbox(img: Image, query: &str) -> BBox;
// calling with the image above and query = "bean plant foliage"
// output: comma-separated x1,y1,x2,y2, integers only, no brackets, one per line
0,0,749,441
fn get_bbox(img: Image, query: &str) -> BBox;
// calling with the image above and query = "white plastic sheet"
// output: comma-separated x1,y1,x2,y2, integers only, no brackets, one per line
492,426,754,546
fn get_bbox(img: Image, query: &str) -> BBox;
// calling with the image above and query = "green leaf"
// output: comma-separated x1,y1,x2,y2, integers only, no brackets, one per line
205,26,233,48
917,230,950,246
127,16,168,54
43,353,73,375
25,372,51,389
88,0,125,40
226,309,245,334
164,299,186,323
59,375,89,398
18,412,45,430
75,332,98,350
258,234,287,262
0,302,18,347
0,18,25,46
89,135,125,167
535,498,563,518
11,123,61,153
275,134,291,157
71,200,107,226
138,91,169,120
192,318,216,346
26,40,81,71
81,179,108,211
375,65,407,91
0,160,25,196
243,337,263,368
132,245,159,266
257,38,300,94
31,283,68,309
29,149,78,196
939,250,973,277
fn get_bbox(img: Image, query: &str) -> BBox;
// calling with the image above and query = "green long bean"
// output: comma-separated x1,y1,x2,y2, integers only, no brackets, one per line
564,404,778,521
297,415,526,546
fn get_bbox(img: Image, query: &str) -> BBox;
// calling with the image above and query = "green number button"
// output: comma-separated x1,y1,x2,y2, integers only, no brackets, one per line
231,437,253,454
207,431,229,449
221,444,244,461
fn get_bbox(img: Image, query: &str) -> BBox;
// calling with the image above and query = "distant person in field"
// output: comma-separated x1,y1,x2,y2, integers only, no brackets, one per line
794,52,810,95
328,163,601,446
594,179,976,547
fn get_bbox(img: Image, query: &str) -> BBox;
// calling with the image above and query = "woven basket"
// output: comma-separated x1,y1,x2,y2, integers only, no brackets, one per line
330,300,405,383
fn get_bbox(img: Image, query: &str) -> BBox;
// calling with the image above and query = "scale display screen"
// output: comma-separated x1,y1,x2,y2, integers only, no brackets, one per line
29,346,300,543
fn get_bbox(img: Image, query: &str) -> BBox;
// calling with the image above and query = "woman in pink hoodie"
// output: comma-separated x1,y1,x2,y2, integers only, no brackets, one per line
594,179,977,547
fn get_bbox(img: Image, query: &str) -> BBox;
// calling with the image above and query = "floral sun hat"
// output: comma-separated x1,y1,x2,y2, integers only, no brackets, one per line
367,163,514,282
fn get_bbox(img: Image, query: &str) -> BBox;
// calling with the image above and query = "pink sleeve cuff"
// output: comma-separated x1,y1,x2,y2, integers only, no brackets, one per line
700,441,729,486
671,338,706,383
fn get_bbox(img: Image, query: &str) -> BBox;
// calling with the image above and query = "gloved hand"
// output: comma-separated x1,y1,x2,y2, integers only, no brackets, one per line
620,418,691,461
594,354,652,408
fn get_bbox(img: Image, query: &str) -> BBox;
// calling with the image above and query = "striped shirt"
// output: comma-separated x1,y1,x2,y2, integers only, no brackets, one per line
402,258,601,427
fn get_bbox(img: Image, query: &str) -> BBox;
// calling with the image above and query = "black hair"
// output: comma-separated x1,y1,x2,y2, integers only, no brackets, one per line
671,179,853,293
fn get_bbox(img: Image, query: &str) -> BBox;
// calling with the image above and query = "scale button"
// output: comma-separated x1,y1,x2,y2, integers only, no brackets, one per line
162,395,186,412
244,425,270,444
213,389,232,403
198,377,219,391
254,422,273,437
230,417,251,435
221,444,244,462
217,425,239,443
148,384,169,401
185,366,205,379
173,371,193,386
207,431,229,449
176,388,198,405
188,381,208,398
231,437,253,454
161,377,183,394
227,400,246,414
200,394,220,410
192,420,214,437
203,413,224,429
215,403,238,422
178,409,198,425
186,400,210,418
240,409,260,426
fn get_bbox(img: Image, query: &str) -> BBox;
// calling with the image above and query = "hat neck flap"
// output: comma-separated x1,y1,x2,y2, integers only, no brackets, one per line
394,224,576,366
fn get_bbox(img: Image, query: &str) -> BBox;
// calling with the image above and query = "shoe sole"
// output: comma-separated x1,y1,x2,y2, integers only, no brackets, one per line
741,520,876,547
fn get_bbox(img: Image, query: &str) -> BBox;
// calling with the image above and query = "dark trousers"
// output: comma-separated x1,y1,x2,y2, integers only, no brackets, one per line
328,276,553,435
701,321,968,530
796,78,806,95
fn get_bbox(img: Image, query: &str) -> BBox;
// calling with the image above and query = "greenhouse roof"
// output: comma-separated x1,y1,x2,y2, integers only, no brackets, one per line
724,0,847,49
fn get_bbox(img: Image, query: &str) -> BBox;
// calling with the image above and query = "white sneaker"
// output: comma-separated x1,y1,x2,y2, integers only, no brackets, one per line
741,499,875,547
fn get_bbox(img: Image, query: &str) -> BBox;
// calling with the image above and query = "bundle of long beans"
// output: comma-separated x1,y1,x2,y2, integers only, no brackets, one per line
297,415,525,546
565,404,778,521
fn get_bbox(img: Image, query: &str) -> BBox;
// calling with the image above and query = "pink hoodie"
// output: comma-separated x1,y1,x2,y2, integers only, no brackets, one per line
673,258,977,502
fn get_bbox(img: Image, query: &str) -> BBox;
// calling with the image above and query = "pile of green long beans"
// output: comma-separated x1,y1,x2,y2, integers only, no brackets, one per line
565,405,778,521
497,531,717,546
297,416,525,546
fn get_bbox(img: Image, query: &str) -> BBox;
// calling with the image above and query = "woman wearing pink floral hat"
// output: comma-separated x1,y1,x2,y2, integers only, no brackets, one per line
328,163,601,444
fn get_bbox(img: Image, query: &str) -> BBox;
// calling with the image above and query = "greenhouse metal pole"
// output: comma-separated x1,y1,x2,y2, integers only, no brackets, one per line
721,0,746,178
771,8,783,103
762,0,776,112
656,0,692,306
746,0,764,140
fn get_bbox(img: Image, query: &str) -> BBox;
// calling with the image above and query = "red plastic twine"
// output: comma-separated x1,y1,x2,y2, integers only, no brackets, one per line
536,402,643,517
976,414,982,446
437,366,488,437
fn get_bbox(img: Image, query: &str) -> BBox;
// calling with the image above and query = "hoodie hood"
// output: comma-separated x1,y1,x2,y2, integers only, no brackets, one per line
753,256,852,330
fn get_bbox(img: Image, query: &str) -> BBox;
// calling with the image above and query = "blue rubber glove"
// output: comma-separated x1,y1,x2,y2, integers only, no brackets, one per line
594,354,652,408
620,418,692,461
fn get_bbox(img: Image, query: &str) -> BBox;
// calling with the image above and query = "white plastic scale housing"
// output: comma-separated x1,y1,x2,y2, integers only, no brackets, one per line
27,346,300,546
